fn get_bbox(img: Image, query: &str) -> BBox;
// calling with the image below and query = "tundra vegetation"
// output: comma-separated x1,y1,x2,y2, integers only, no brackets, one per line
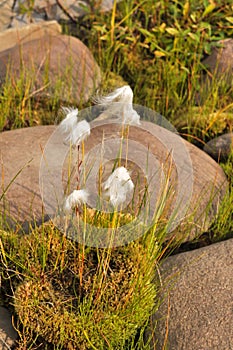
0,0,232,348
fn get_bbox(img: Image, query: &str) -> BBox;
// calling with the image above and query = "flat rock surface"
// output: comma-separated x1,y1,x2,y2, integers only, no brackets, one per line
0,306,17,350
0,34,101,105
0,122,227,241
149,238,233,350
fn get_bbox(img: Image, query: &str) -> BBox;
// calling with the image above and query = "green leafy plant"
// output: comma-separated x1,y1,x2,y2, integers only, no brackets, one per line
72,0,233,121
17,0,36,22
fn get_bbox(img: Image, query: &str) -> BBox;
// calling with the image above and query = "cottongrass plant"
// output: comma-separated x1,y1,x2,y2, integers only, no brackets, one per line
64,119,91,147
64,189,89,214
60,87,140,222
59,107,79,133
94,85,141,125
59,108,92,293
93,85,141,172
59,107,91,148
59,106,91,197
103,166,134,207
0,86,172,349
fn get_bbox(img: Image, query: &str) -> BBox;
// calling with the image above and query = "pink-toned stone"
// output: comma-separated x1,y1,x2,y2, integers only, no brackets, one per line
0,34,101,104
147,238,233,350
0,121,228,241
0,20,62,52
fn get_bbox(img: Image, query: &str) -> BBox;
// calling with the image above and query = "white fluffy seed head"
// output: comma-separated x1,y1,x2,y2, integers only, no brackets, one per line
103,167,134,207
59,107,78,133
93,85,133,105
64,189,89,213
65,120,90,146
93,85,140,125
123,107,141,125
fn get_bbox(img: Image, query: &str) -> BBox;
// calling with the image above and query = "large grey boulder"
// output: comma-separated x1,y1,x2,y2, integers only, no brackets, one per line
0,121,227,241
148,238,233,350
0,307,17,350
204,132,233,162
0,34,101,105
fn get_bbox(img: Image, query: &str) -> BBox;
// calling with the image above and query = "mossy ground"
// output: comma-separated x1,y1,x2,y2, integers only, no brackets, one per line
0,221,161,349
